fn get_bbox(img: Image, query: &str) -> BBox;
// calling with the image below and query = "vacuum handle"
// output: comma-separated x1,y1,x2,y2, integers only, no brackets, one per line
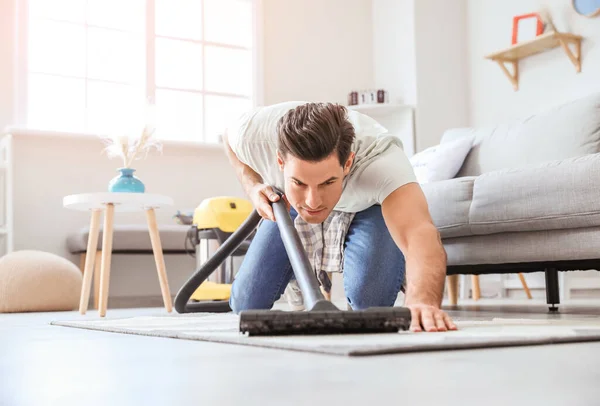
271,195,327,310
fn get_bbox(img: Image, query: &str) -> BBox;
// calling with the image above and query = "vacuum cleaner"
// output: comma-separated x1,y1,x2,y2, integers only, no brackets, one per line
174,191,412,336
180,197,255,311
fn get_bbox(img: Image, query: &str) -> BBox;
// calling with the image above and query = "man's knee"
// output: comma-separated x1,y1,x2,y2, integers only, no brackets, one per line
343,264,405,310
229,279,274,314
229,282,251,314
345,287,398,310
229,289,243,314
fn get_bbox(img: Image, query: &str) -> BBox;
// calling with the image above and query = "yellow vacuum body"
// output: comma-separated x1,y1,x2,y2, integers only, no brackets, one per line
190,281,232,301
190,196,253,302
193,196,253,233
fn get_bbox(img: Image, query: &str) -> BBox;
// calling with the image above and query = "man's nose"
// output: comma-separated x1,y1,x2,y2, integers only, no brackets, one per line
305,188,322,209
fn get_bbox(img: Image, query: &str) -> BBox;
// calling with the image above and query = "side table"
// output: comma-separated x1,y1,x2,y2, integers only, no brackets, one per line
63,192,174,317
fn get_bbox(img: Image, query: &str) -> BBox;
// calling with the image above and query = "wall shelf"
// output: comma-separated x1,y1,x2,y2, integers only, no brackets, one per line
485,31,583,91
346,103,410,115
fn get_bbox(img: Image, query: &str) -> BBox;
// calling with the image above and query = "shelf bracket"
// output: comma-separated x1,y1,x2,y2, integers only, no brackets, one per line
495,59,519,91
557,37,582,73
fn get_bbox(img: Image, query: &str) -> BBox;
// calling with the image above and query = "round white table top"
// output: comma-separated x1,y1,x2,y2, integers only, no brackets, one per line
63,192,174,212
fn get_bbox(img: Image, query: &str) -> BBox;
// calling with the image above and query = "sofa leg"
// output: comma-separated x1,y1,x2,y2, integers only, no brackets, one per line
545,268,560,312
447,275,459,305
471,275,481,300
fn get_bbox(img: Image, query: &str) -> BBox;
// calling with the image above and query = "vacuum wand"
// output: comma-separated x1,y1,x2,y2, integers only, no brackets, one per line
271,197,335,311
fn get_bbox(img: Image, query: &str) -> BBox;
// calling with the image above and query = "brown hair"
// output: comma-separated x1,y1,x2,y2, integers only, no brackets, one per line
276,102,355,165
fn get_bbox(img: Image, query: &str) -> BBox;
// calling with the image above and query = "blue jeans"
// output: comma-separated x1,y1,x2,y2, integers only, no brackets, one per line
229,204,406,312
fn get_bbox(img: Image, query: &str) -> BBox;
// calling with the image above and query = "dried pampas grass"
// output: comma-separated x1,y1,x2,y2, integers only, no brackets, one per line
101,107,162,168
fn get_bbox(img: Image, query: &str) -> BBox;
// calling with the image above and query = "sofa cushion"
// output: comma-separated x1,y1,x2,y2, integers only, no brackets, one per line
67,224,191,254
469,153,600,235
410,135,475,183
441,92,600,177
421,177,476,238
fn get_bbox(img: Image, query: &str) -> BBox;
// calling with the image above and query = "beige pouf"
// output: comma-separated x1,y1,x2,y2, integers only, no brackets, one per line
0,250,82,313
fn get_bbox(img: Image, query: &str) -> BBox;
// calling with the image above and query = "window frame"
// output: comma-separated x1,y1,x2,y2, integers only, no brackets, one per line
13,0,264,144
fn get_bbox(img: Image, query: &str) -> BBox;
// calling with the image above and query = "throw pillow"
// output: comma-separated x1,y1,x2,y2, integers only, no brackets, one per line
410,135,475,183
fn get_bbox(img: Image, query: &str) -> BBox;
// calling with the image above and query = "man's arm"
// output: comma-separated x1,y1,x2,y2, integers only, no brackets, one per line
381,182,456,332
222,131,281,221
222,131,263,196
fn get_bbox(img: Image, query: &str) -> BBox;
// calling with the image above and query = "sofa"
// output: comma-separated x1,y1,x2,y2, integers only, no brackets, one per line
420,92,600,310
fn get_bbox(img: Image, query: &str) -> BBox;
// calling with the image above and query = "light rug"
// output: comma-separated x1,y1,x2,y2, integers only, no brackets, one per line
50,313,600,357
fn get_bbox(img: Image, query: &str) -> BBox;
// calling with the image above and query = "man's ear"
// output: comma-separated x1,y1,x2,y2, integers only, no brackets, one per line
276,150,285,171
343,152,355,176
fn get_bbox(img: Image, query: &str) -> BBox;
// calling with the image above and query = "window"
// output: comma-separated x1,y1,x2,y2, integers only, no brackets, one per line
18,0,259,143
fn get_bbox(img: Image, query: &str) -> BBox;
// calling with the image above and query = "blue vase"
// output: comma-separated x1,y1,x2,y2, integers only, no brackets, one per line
108,168,145,193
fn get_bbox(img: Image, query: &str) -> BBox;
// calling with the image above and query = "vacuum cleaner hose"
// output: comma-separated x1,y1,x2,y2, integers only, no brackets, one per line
174,209,262,313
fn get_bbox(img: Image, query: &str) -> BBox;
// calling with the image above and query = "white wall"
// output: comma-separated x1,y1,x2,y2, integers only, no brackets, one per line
372,0,417,106
371,0,418,156
414,0,469,150
468,0,600,126
262,0,375,105
372,0,469,152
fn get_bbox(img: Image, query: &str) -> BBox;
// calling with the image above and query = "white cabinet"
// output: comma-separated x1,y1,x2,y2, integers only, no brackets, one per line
0,134,13,255
347,104,416,157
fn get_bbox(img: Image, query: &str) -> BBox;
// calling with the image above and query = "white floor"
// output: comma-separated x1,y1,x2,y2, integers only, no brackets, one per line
3,298,600,406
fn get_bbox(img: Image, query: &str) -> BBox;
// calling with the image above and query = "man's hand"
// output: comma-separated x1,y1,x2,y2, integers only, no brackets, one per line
249,183,280,221
249,183,291,222
406,303,457,332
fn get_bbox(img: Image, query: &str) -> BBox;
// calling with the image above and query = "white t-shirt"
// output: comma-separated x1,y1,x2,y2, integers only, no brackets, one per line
226,101,417,213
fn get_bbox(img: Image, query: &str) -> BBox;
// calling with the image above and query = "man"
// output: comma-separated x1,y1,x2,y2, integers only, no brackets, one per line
222,101,456,333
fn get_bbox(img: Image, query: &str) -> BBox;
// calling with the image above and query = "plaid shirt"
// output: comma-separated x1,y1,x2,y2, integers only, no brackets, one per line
294,211,355,293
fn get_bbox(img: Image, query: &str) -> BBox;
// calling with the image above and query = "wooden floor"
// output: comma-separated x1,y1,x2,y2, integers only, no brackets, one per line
3,299,600,406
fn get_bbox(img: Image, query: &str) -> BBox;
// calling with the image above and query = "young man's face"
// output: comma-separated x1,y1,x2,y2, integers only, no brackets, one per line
277,151,354,224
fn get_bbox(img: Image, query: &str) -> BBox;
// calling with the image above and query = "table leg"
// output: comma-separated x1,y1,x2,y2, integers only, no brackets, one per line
98,203,115,317
93,251,102,309
518,273,532,299
79,209,102,315
145,208,173,313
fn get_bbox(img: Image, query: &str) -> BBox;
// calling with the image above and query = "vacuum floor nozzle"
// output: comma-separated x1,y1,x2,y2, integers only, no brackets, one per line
239,307,411,336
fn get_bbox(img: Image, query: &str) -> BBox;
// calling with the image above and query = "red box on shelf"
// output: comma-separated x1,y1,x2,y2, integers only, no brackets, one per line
512,13,544,45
